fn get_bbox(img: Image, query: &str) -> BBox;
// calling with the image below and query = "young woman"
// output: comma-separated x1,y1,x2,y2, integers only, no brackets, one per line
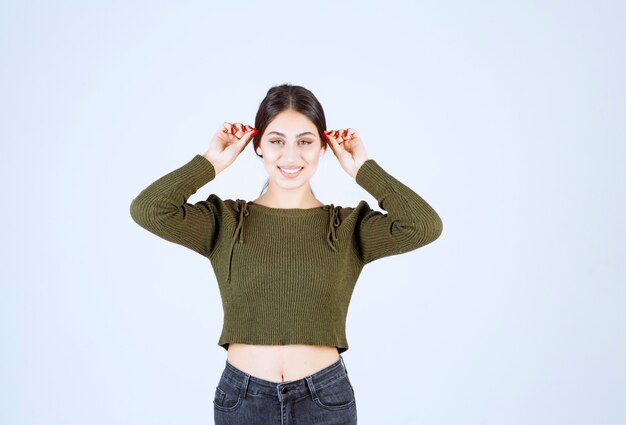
130,84,443,424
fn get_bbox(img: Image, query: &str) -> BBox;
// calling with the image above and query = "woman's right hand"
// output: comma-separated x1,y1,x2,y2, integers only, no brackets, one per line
203,122,258,174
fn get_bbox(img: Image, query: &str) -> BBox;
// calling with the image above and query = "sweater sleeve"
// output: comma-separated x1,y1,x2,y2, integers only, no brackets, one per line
129,154,221,258
353,159,443,264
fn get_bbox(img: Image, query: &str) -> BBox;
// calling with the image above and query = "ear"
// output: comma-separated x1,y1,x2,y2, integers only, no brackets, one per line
256,146,263,156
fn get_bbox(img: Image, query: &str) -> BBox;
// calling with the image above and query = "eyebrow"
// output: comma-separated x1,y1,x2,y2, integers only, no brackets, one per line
266,131,316,138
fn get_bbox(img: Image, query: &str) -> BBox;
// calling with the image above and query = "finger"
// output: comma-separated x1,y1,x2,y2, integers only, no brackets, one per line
234,123,254,137
334,129,344,144
324,130,343,155
237,127,258,147
241,124,257,137
323,129,337,142
227,122,240,135
235,123,250,138
244,125,257,137
222,122,233,134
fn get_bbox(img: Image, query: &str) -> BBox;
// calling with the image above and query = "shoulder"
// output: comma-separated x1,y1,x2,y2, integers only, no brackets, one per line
203,194,247,217
325,200,377,224
339,199,377,211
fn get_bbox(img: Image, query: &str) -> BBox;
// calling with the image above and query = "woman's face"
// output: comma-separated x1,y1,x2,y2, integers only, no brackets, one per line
255,109,325,191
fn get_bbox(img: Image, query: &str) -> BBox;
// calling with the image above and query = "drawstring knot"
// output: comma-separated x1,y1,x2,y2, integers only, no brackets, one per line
227,199,249,283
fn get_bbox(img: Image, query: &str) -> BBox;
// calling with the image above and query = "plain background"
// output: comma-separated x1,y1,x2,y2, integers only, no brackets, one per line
1,1,624,424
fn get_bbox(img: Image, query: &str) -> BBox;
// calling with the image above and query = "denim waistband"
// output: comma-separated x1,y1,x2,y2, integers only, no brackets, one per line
220,354,348,401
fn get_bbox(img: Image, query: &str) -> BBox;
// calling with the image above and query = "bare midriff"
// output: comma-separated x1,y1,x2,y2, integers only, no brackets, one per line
226,343,340,382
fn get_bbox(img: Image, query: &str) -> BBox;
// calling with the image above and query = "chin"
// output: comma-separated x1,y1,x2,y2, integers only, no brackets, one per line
272,172,312,189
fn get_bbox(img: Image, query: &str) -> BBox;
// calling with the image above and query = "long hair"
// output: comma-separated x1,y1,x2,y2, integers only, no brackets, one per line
252,84,328,195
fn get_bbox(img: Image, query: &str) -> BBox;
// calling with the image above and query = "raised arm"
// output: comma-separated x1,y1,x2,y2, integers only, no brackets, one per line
129,155,220,257
324,127,442,264
129,122,257,257
353,158,443,264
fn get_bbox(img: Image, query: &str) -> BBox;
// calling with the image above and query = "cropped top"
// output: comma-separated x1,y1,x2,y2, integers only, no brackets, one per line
129,154,443,353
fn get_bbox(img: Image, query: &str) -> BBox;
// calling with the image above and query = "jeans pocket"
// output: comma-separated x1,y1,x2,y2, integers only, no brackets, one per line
313,373,356,411
213,379,243,412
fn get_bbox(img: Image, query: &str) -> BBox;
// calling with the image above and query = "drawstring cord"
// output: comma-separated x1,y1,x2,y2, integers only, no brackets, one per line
323,204,341,252
226,199,249,283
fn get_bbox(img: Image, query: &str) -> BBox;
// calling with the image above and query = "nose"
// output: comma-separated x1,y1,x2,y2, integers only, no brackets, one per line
283,143,297,163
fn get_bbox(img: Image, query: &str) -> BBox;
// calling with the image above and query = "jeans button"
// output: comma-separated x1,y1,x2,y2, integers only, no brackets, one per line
281,386,289,394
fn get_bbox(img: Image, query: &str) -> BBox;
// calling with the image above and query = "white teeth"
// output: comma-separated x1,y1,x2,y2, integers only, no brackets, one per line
280,167,302,174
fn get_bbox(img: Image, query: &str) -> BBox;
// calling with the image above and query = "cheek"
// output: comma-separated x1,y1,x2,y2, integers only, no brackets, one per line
305,149,321,164
260,147,279,161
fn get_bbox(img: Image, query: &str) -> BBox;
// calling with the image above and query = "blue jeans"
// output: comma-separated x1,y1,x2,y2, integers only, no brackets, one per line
213,354,358,425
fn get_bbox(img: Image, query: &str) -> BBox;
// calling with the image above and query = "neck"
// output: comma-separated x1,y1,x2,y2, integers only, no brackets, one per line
257,182,321,209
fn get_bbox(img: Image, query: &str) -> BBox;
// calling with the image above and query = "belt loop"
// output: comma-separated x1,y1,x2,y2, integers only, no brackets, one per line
305,375,318,401
241,373,250,399
340,354,348,374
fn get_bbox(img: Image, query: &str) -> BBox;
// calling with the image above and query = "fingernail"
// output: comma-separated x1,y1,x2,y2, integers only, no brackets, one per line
343,130,348,137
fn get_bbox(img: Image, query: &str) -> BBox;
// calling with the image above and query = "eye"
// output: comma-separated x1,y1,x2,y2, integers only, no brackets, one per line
299,140,312,145
269,140,284,144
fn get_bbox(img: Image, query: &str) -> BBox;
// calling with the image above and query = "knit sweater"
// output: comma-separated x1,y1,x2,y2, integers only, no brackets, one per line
130,154,442,353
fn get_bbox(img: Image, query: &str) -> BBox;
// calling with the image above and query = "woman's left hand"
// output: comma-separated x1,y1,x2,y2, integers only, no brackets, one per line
324,128,369,178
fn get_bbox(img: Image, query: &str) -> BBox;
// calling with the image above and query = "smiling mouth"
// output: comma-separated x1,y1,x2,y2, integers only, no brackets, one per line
278,166,303,177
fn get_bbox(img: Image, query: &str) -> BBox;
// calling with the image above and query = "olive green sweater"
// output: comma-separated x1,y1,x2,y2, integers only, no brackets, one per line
130,155,442,353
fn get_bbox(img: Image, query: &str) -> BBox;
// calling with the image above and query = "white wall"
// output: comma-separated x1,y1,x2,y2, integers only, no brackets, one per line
1,1,624,424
